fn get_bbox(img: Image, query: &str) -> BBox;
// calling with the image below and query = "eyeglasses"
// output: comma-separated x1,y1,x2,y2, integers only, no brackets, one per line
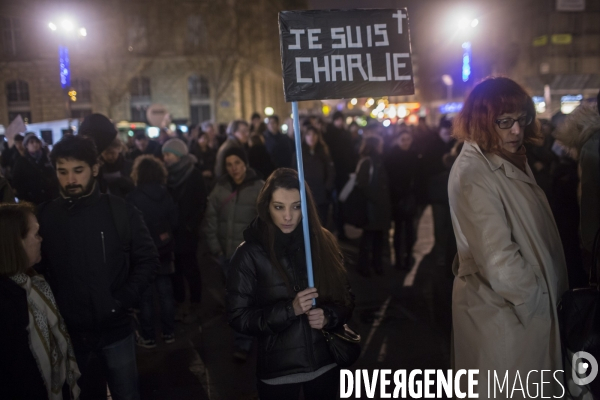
495,115,533,130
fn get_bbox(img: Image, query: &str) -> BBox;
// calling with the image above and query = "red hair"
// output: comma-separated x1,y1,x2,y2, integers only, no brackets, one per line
453,76,541,152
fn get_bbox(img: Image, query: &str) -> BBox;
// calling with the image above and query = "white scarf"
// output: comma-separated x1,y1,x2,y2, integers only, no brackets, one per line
11,272,81,400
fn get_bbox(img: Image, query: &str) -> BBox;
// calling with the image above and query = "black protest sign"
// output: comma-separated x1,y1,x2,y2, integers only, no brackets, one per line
278,9,415,102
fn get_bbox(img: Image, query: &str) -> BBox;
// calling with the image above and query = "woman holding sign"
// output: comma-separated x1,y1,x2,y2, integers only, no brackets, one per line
226,168,354,400
449,77,568,396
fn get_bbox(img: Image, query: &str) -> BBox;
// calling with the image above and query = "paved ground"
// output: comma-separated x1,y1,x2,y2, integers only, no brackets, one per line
135,206,455,399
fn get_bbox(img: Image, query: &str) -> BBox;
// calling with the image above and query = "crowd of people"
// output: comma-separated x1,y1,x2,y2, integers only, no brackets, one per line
0,79,599,399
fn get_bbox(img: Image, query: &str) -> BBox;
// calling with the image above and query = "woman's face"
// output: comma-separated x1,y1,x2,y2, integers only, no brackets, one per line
398,133,412,151
22,214,42,268
494,111,526,153
225,155,247,184
269,188,302,234
305,130,318,148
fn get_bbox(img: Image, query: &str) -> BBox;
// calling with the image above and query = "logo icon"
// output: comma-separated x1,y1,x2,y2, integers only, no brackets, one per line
572,351,598,386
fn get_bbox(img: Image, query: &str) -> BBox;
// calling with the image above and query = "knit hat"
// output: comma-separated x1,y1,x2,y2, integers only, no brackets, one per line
78,113,117,154
222,146,248,170
162,138,189,157
22,132,41,147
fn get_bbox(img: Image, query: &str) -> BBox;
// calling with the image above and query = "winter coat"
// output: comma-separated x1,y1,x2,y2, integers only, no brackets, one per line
384,146,418,205
0,174,15,203
203,169,264,259
356,156,392,231
323,125,357,191
264,130,294,169
167,165,207,254
12,150,58,205
227,218,354,379
555,104,600,256
127,183,179,274
98,155,134,198
293,144,335,206
248,143,275,180
36,184,159,345
215,137,245,178
448,141,568,397
0,278,48,399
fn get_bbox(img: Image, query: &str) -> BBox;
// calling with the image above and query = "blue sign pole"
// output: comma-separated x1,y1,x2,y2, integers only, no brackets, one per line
292,101,315,304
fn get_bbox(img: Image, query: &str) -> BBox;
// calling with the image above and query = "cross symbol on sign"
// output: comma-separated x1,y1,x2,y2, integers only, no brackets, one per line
392,10,406,34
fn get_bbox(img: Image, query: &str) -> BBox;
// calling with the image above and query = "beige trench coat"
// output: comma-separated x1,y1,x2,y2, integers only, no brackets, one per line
449,142,569,398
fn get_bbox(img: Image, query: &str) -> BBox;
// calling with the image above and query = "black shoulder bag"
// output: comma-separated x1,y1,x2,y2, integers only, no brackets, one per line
322,324,361,368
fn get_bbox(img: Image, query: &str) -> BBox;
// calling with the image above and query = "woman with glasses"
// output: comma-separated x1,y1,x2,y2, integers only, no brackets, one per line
449,77,568,397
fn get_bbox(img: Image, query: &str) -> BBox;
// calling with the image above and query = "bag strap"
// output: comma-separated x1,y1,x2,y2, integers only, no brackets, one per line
219,190,238,213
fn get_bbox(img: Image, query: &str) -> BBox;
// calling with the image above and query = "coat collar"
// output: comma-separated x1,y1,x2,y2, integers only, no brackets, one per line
464,141,536,185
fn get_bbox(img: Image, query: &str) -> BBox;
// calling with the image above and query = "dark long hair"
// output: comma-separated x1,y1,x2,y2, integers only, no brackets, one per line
256,168,349,305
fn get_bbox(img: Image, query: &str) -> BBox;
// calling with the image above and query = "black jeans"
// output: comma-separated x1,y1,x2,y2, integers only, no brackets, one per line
358,229,384,272
172,252,202,304
257,367,339,400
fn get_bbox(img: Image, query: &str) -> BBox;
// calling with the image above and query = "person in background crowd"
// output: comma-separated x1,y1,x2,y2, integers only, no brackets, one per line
449,77,568,396
129,133,163,161
98,138,134,198
385,131,419,270
248,133,275,180
38,135,158,400
190,125,219,189
525,119,557,201
217,123,228,146
12,133,58,205
203,147,264,361
264,115,294,169
227,168,354,400
250,112,267,136
428,119,458,268
293,125,335,225
356,136,391,276
555,101,600,277
547,140,587,289
215,120,250,178
157,128,171,146
0,203,81,400
162,138,207,324
323,112,357,240
348,121,362,155
0,171,16,203
1,133,24,182
127,155,178,349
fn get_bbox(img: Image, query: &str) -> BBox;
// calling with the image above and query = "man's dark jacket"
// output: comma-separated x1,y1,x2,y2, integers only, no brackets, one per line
227,218,354,379
36,184,159,344
323,125,357,191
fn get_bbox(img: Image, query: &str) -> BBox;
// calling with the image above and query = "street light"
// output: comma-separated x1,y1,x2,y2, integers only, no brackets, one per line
48,19,87,119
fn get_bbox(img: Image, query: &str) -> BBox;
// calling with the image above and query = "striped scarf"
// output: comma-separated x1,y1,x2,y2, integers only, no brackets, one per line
10,272,81,400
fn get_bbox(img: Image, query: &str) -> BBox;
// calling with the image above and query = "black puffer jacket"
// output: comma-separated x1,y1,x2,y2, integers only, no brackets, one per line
12,150,58,205
37,184,159,345
227,218,354,379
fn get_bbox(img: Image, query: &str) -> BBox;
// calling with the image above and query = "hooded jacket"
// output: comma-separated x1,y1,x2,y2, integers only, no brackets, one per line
555,103,600,255
203,169,264,258
36,184,159,344
226,218,354,379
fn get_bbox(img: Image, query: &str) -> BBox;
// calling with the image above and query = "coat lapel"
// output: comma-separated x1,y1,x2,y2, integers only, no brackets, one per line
468,142,536,185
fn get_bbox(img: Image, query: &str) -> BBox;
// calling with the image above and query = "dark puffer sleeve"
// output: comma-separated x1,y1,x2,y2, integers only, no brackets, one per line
227,243,298,336
321,282,355,330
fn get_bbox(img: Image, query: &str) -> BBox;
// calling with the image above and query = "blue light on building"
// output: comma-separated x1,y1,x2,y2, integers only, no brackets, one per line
462,42,471,82
439,102,464,114
59,46,70,89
